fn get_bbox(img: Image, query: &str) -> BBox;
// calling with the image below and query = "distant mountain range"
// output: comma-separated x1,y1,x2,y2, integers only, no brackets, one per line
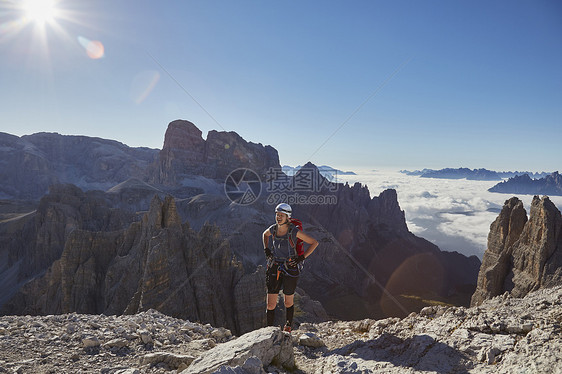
282,165,356,179
488,172,562,196
400,168,552,181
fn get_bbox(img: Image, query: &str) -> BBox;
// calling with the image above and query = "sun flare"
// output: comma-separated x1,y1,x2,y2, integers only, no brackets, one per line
22,0,59,25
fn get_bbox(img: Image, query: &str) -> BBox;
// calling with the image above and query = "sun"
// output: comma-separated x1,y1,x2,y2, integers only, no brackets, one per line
22,0,59,25
2,0,104,60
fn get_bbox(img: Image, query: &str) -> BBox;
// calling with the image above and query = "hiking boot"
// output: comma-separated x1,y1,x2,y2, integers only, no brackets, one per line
283,324,292,333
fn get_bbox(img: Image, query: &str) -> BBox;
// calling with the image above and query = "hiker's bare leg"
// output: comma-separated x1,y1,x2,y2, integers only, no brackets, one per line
284,294,294,308
267,293,278,310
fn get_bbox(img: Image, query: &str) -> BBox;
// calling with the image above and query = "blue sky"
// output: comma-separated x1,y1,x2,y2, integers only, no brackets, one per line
1,0,560,172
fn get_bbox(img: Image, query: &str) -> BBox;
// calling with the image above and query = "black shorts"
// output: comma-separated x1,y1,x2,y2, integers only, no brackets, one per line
266,262,300,295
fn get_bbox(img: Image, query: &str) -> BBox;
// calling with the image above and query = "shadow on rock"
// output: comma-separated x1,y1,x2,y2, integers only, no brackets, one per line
325,333,472,373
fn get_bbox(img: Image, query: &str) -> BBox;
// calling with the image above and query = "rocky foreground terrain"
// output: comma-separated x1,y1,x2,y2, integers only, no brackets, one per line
1,285,561,374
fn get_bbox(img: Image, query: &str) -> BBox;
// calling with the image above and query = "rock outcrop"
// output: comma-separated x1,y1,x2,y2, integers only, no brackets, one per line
294,285,562,373
151,120,280,184
183,327,294,374
471,195,562,306
1,195,265,335
1,285,561,373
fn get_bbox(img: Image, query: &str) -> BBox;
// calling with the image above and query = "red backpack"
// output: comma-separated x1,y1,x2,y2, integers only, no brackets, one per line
288,218,305,256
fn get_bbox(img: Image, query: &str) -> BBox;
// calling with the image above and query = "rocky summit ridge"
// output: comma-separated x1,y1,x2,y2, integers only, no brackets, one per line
1,285,561,373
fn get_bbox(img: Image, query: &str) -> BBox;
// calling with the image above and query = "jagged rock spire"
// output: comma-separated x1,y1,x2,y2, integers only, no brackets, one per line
471,195,562,306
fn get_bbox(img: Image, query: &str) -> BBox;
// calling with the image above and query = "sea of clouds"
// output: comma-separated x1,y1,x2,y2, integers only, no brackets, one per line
336,170,562,259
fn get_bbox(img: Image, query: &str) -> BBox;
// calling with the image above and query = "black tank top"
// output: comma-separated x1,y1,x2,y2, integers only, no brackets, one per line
268,224,298,260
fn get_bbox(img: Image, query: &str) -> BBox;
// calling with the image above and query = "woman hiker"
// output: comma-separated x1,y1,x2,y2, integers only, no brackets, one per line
262,203,319,332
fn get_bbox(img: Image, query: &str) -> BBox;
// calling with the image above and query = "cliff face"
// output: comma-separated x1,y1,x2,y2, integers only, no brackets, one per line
510,196,562,295
152,120,280,184
0,184,136,308
1,195,265,335
471,195,562,306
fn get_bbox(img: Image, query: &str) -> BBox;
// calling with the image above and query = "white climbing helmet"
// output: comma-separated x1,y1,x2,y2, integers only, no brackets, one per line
275,203,292,218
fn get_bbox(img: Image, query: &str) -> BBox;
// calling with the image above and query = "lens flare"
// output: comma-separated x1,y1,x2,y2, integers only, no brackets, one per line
131,71,160,104
380,253,445,317
78,36,104,59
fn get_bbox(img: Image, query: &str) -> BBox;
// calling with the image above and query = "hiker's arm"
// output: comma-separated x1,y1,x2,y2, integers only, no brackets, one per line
262,229,273,259
262,229,271,249
296,231,319,258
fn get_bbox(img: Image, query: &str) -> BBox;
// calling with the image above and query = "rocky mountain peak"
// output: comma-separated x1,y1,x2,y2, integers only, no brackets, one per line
471,195,562,306
489,196,528,254
162,120,204,150
510,196,562,294
529,194,560,229
153,120,280,184
368,188,407,233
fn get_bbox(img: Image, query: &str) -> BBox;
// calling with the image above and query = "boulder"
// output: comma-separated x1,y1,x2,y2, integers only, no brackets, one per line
207,356,265,374
181,327,294,374
298,332,325,348
82,336,100,348
141,352,196,370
